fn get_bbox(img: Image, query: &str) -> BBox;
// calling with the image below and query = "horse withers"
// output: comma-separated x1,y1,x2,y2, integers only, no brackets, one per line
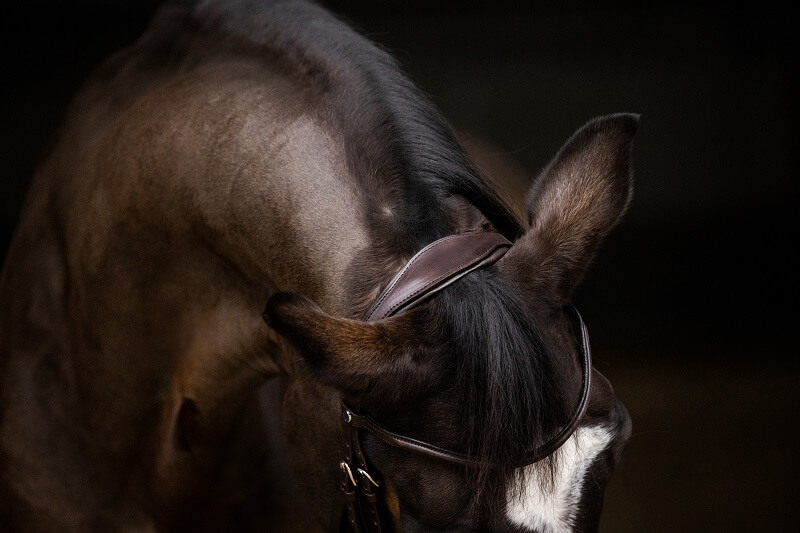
0,0,635,531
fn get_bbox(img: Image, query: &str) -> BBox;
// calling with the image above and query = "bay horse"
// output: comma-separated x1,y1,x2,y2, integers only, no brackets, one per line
0,0,636,531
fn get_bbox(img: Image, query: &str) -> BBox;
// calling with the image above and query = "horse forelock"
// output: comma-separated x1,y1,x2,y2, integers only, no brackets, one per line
437,271,569,504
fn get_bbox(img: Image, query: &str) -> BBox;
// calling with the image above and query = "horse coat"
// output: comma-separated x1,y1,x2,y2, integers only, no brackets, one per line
0,1,636,530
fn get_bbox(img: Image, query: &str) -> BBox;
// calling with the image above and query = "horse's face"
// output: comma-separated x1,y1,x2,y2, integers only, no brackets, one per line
267,297,632,532
266,114,638,531
356,311,632,533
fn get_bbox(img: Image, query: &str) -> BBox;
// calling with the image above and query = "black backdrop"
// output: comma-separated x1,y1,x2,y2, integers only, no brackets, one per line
1,1,796,530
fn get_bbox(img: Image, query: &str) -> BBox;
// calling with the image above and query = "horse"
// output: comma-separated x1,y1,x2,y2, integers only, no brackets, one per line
0,0,636,531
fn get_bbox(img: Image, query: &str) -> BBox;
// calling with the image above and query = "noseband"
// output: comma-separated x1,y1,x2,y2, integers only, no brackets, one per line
338,231,592,532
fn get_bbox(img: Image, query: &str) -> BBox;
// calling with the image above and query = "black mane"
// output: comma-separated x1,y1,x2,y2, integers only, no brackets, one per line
185,0,522,249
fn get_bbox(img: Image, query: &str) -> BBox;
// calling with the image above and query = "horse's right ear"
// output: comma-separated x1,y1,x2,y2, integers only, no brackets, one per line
500,114,638,307
263,293,427,398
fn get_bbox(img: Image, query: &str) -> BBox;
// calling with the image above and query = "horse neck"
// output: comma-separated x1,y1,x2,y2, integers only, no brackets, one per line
0,2,502,526
0,32,369,491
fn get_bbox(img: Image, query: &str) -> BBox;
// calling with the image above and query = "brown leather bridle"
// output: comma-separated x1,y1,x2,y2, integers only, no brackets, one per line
338,231,593,532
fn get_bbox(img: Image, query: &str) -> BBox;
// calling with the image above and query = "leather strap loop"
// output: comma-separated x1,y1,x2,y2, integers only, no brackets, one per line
341,401,383,533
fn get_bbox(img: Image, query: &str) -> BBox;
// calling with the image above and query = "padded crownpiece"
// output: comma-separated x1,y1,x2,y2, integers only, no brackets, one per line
364,231,512,322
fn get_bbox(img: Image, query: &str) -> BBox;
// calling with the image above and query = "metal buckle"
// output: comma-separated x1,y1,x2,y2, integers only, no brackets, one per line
356,468,380,488
342,461,380,490
340,461,357,487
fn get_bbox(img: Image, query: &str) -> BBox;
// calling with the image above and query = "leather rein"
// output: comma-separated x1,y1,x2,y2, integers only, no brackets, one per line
338,231,593,532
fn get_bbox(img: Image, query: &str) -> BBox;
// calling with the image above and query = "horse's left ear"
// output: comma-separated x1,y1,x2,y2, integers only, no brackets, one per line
500,113,638,307
263,292,426,398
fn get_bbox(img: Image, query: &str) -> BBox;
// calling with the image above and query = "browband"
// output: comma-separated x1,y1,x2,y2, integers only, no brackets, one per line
364,231,512,322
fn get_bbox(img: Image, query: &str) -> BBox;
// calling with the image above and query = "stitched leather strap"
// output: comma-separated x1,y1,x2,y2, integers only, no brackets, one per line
341,408,362,533
351,425,382,531
341,404,382,533
364,231,512,322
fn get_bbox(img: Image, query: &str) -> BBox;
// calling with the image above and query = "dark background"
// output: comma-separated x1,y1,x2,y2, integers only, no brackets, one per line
1,1,796,530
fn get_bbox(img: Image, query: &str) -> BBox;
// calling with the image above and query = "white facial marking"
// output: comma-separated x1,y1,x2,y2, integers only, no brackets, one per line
506,425,613,532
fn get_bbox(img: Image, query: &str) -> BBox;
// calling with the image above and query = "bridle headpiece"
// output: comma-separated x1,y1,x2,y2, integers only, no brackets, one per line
338,231,593,532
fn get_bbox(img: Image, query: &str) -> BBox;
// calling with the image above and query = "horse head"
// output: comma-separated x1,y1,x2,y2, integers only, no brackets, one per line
265,114,637,531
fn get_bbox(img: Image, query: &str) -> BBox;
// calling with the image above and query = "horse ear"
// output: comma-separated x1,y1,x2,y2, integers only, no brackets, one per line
500,113,638,307
263,292,424,397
